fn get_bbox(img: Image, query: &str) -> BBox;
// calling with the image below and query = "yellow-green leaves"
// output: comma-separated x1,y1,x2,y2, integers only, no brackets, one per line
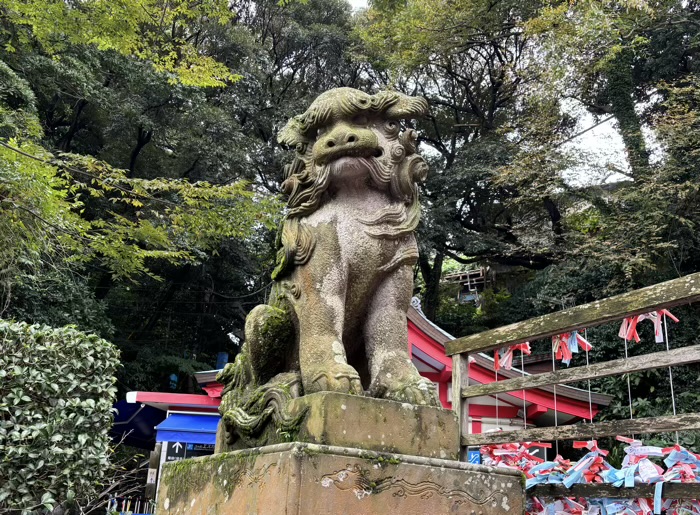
3,0,238,88
0,140,282,287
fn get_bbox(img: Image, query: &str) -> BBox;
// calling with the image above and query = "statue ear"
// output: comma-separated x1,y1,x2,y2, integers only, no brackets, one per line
384,95,430,120
399,129,419,155
391,154,427,202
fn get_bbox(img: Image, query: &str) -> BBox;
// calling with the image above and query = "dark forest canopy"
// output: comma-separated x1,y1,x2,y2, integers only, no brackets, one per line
1,0,700,407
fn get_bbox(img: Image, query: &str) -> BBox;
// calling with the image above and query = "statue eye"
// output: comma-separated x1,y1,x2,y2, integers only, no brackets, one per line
353,115,368,126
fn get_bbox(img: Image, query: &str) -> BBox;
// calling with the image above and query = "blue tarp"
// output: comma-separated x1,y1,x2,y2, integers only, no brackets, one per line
155,413,220,445
110,400,166,449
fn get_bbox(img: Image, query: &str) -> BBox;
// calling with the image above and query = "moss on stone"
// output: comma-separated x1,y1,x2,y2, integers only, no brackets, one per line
249,305,294,384
161,451,263,508
356,450,402,467
299,445,322,458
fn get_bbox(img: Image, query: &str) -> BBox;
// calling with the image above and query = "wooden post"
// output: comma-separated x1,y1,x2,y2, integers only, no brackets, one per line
145,442,162,499
452,353,470,461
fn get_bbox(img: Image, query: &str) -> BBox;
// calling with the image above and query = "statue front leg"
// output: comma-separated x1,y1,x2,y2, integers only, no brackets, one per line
364,265,439,406
294,262,363,396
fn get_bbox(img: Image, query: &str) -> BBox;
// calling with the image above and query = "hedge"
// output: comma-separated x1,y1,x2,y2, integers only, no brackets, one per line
0,321,119,514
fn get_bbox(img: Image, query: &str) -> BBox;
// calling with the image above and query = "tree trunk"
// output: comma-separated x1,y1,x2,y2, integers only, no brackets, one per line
606,50,650,178
543,196,563,247
418,249,444,321
57,99,88,152
128,126,153,176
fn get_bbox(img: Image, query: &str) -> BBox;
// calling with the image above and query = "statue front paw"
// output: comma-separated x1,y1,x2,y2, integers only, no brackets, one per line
388,378,440,406
304,364,363,396
369,371,440,407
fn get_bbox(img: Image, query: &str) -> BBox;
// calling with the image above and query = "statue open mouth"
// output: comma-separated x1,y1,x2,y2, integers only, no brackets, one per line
320,144,383,165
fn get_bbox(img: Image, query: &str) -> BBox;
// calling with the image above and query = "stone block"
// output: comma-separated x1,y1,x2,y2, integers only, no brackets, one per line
157,442,525,515
218,392,459,459
288,392,460,460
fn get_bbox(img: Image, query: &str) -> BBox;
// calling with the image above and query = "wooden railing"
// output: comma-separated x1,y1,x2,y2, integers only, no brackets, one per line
448,272,700,498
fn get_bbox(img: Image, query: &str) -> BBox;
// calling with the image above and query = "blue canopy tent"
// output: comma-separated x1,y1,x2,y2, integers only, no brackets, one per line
155,413,219,445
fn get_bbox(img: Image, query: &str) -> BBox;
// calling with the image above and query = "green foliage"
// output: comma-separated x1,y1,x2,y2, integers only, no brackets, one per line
360,0,700,321
117,345,213,393
434,285,479,337
0,60,42,139
0,320,120,513
0,0,363,394
2,0,238,88
567,75,700,278
358,0,582,319
357,0,540,72
434,282,513,337
0,138,281,286
8,271,114,338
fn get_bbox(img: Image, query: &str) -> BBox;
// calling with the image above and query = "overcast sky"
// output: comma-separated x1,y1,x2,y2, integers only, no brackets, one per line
562,109,629,186
348,0,368,10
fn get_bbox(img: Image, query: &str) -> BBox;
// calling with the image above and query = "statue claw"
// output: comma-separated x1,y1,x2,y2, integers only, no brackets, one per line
370,374,439,407
307,364,363,396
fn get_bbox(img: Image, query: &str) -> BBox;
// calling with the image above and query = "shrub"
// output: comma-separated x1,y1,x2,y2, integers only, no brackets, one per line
0,320,119,514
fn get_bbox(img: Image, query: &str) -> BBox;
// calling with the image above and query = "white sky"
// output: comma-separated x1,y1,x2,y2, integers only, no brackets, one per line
562,108,630,187
348,0,368,10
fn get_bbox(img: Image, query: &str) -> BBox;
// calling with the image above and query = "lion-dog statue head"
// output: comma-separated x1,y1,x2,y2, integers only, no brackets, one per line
217,88,438,448
272,88,430,282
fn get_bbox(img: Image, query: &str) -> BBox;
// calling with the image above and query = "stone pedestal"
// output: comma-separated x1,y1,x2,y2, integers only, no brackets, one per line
217,392,460,459
159,394,525,514
157,442,525,515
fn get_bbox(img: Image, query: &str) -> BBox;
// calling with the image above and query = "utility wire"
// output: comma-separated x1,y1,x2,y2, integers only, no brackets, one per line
554,115,615,148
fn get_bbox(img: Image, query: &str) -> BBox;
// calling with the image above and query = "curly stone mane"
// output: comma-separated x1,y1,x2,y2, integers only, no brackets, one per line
272,89,429,280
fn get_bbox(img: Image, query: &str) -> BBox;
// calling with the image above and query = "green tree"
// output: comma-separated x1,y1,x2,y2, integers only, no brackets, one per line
1,0,369,393
2,0,237,87
357,0,578,318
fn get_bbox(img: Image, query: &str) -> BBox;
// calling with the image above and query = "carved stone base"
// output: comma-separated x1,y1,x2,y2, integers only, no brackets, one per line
157,442,525,515
218,392,460,460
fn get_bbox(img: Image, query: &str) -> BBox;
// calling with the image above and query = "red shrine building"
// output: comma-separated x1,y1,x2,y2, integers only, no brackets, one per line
405,298,611,434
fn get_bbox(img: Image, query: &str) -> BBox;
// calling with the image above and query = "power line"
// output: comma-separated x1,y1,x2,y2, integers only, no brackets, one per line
555,115,615,148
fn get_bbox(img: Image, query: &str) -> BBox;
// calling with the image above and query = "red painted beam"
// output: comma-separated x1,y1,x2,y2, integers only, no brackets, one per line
467,364,600,419
526,404,548,419
469,404,520,418
127,391,220,407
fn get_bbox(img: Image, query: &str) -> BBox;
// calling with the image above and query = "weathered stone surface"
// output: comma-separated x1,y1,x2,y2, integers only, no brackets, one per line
157,443,525,515
218,89,439,449
293,392,459,459
217,392,459,459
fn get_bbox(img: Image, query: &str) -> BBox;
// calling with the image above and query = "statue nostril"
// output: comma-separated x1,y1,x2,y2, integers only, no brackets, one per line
347,135,357,143
327,140,335,148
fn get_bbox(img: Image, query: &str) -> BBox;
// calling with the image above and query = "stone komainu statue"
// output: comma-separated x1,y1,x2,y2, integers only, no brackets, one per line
217,88,439,448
